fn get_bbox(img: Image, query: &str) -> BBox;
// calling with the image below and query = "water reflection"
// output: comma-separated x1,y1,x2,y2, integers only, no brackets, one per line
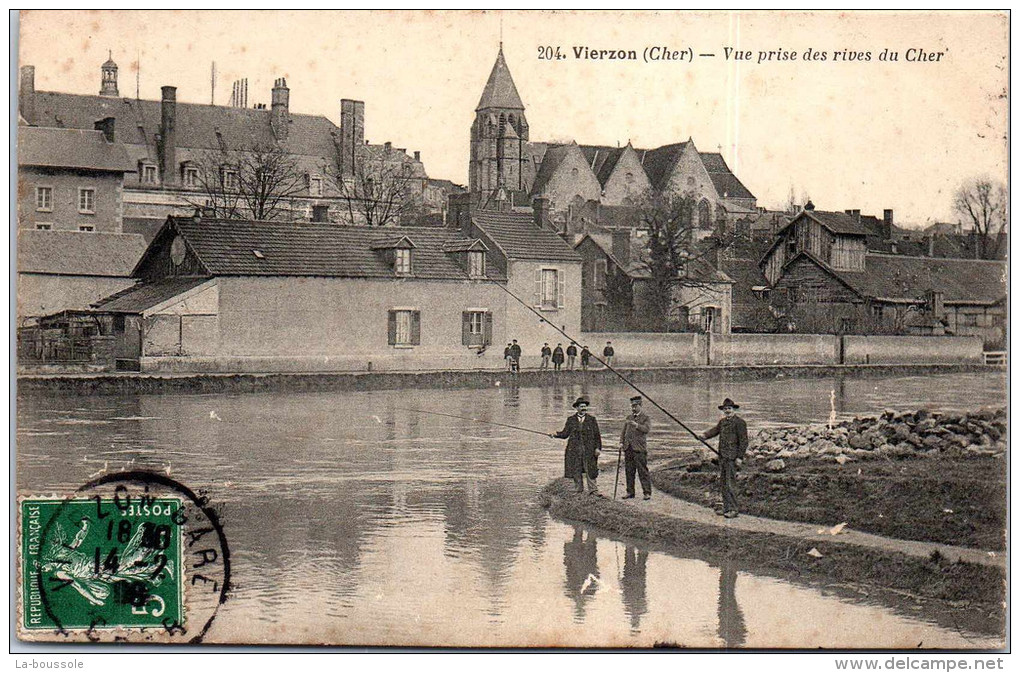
715,557,747,648
15,372,1004,646
563,525,600,622
621,545,648,633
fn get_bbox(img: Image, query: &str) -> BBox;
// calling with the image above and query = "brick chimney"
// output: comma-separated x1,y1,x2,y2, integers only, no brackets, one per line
158,86,177,187
94,117,115,143
611,230,631,267
19,65,35,121
339,99,365,178
271,78,290,142
533,197,551,229
414,151,421,162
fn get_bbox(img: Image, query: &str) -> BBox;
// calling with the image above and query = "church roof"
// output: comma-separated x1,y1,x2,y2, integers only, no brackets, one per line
639,143,688,191
700,152,755,200
476,47,524,111
529,143,574,196
579,145,626,187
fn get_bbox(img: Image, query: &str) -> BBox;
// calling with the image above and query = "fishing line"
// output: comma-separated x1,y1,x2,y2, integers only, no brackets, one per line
488,279,720,456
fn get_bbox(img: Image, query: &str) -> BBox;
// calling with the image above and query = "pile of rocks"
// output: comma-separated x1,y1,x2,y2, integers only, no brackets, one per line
749,408,1007,468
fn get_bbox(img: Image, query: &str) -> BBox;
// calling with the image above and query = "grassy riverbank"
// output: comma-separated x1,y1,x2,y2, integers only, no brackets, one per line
540,479,1005,638
652,453,1006,551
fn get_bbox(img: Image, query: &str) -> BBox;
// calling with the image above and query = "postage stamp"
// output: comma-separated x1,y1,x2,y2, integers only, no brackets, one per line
17,472,229,643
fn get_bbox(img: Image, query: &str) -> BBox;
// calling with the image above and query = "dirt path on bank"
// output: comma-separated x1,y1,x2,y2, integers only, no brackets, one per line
616,491,1005,568
596,460,1005,570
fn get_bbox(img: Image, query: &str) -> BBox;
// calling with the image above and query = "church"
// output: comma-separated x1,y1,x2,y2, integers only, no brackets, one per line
468,46,758,235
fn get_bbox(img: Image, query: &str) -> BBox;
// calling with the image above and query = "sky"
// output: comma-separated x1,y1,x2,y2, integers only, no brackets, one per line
16,10,1008,227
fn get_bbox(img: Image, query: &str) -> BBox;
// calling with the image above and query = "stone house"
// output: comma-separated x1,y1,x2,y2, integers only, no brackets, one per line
18,58,439,232
449,200,584,359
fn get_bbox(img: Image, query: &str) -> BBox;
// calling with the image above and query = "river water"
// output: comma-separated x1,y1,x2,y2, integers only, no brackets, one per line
17,372,1005,647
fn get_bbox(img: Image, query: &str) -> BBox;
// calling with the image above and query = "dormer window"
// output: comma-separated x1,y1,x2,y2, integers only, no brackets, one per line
141,163,158,184
395,248,412,275
308,175,323,197
183,165,200,188
221,168,239,191
468,251,485,278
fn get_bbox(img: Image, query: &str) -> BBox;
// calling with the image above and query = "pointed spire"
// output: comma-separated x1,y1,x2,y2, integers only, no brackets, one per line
476,46,524,111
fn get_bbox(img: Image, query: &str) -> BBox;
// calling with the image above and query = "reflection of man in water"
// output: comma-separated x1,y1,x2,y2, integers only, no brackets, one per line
621,545,648,632
563,526,600,622
717,558,747,648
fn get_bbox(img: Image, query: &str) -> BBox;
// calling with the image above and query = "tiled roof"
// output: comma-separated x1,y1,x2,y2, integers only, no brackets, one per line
17,230,147,277
17,126,134,172
93,276,210,313
577,233,627,271
26,91,340,158
639,143,686,191
579,145,625,186
779,210,870,237
529,143,573,196
476,47,525,110
471,210,582,262
837,254,1006,304
166,217,507,281
700,152,755,200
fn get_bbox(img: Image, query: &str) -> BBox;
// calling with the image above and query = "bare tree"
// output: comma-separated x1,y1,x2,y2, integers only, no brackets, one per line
184,143,307,221
636,192,733,332
328,147,421,227
953,178,1008,259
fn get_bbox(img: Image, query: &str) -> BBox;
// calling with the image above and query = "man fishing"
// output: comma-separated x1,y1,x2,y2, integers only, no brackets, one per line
620,395,652,500
551,396,603,496
700,398,749,518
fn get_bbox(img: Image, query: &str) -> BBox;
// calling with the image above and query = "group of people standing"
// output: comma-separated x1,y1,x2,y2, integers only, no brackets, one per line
503,341,617,372
550,394,748,518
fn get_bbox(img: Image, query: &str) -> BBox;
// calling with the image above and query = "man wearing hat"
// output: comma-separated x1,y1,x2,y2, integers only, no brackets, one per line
701,398,749,518
551,396,604,495
620,395,653,500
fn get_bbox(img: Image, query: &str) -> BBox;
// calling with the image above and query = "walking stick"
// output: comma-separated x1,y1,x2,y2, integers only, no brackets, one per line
613,445,623,500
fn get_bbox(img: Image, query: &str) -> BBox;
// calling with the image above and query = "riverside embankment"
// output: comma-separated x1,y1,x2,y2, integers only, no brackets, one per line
16,362,1001,396
541,405,1007,639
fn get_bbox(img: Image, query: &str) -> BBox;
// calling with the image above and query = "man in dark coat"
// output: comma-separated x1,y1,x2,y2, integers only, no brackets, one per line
566,342,578,370
552,343,565,371
552,396,603,495
700,398,749,518
540,343,552,369
602,341,615,367
509,340,522,373
620,395,653,500
580,345,591,371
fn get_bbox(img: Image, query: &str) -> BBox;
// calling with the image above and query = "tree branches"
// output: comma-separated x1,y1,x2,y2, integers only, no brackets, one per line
954,178,1008,259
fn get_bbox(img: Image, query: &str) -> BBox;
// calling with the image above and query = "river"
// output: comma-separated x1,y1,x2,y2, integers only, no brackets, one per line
16,371,1005,647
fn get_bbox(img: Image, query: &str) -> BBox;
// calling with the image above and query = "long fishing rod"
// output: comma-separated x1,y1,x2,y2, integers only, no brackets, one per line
488,279,720,456
395,407,624,452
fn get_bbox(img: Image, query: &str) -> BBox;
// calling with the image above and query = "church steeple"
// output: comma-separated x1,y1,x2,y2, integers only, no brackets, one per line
476,45,524,111
470,46,529,209
100,51,119,97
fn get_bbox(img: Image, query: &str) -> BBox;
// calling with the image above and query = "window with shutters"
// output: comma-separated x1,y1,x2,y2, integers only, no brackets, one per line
540,268,560,309
462,310,492,347
388,309,420,347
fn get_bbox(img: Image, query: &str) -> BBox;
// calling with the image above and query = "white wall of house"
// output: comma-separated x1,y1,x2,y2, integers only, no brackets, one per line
503,260,582,365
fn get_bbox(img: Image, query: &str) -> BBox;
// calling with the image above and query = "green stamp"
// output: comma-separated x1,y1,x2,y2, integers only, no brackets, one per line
21,497,184,632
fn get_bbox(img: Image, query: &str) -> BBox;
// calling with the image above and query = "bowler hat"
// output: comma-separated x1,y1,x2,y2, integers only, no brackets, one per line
629,396,642,403
572,396,590,408
718,398,739,410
